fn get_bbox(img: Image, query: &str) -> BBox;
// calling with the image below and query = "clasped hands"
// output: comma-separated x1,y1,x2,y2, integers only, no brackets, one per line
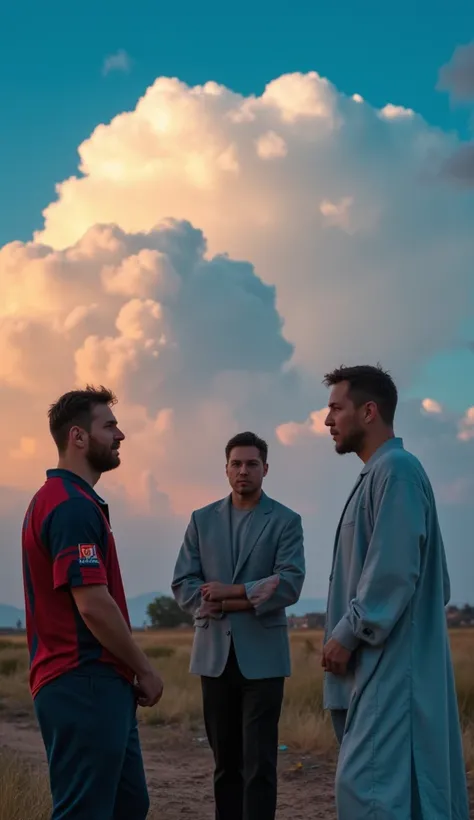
199,583,352,674
201,581,242,602
198,582,244,618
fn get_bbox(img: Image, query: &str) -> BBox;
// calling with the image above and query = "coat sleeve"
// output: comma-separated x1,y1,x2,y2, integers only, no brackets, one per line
246,513,306,616
332,477,426,650
171,513,204,616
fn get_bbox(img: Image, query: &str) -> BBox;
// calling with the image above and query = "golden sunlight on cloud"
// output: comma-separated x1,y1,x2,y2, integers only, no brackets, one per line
319,196,354,231
421,398,443,414
261,72,337,124
379,103,415,120
9,437,38,460
256,131,288,159
0,219,293,518
458,407,474,441
32,72,474,383
276,408,328,446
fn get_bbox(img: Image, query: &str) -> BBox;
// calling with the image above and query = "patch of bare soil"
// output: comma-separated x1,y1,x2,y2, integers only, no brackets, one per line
0,716,337,819
1,718,472,819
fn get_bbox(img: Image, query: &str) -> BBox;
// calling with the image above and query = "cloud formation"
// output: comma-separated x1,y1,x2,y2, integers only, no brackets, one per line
421,398,443,415
1,69,474,607
102,49,132,76
438,42,474,101
0,219,295,499
458,407,474,441
276,409,328,446
33,71,474,385
437,42,474,184
442,144,474,185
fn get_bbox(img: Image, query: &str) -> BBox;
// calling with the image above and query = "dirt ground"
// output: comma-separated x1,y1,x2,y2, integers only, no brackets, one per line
0,717,337,819
2,716,473,819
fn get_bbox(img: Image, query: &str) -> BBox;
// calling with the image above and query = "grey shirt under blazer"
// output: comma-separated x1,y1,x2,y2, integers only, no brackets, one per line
171,492,305,680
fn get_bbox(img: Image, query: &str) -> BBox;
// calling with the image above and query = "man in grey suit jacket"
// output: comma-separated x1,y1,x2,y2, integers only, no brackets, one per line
172,431,305,820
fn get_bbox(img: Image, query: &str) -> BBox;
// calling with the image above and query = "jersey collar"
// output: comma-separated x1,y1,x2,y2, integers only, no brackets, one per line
46,468,107,506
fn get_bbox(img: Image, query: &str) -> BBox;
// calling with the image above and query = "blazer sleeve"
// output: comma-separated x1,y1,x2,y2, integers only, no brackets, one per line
171,513,204,616
247,513,306,616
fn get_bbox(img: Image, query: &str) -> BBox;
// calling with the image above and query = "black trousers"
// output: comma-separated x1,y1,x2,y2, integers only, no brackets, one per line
201,643,284,820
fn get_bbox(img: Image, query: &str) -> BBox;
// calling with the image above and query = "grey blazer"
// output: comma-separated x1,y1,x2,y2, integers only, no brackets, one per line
171,492,305,679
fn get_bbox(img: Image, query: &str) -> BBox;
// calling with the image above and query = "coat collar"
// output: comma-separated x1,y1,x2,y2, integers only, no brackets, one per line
360,437,404,475
215,490,273,516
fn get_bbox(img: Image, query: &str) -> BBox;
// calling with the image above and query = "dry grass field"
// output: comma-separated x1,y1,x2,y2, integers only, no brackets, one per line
0,629,472,819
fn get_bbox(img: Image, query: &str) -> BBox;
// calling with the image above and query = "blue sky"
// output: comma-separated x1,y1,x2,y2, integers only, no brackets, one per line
1,0,473,247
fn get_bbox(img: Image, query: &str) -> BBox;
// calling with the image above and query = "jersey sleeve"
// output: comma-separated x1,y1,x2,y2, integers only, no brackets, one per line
43,497,108,590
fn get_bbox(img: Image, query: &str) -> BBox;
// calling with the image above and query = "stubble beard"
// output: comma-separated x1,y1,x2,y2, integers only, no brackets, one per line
86,437,121,474
335,429,365,456
233,480,263,501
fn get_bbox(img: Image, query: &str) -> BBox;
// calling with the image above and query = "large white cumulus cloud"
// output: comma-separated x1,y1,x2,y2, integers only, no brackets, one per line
0,219,296,496
36,72,474,381
0,218,309,601
1,69,474,606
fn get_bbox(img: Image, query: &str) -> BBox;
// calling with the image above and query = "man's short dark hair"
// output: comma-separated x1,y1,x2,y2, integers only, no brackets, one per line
48,385,117,453
225,432,268,464
323,364,398,426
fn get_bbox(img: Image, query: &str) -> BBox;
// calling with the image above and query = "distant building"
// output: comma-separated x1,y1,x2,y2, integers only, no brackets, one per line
446,605,474,628
288,614,308,629
287,604,474,631
288,612,326,629
306,612,326,629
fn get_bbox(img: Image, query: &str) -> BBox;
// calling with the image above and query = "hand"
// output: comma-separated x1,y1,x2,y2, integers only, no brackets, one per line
201,582,243,602
135,666,164,708
197,600,223,618
321,638,352,676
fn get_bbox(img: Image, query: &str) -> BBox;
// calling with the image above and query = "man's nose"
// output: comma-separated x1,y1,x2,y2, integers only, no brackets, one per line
116,429,126,441
324,413,332,427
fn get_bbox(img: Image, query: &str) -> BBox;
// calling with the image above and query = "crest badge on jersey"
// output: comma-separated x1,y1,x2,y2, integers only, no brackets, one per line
78,544,100,565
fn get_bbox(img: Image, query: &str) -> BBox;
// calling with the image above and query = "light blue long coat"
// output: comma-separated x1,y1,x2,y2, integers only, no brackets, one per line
324,438,469,820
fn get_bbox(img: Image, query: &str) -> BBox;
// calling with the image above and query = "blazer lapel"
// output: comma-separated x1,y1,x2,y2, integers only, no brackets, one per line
214,495,234,583
232,492,273,580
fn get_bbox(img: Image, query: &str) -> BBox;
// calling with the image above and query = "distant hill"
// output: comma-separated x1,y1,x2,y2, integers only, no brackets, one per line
0,603,25,628
0,596,158,630
127,592,165,627
0,593,328,629
2,594,472,629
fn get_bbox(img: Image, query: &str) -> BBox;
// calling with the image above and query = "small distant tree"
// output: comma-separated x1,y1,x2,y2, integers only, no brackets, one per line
146,595,193,629
16,619,22,630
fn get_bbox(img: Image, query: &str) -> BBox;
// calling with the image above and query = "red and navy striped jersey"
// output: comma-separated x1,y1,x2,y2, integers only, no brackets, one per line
22,468,134,697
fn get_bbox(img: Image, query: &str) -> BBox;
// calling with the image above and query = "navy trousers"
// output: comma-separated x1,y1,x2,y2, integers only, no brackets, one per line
34,665,149,820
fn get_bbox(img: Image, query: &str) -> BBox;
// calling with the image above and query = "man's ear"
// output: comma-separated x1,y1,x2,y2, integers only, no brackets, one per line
70,425,86,449
364,401,378,425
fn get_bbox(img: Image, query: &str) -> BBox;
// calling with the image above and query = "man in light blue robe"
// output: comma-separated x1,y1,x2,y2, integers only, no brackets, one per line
321,364,469,820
